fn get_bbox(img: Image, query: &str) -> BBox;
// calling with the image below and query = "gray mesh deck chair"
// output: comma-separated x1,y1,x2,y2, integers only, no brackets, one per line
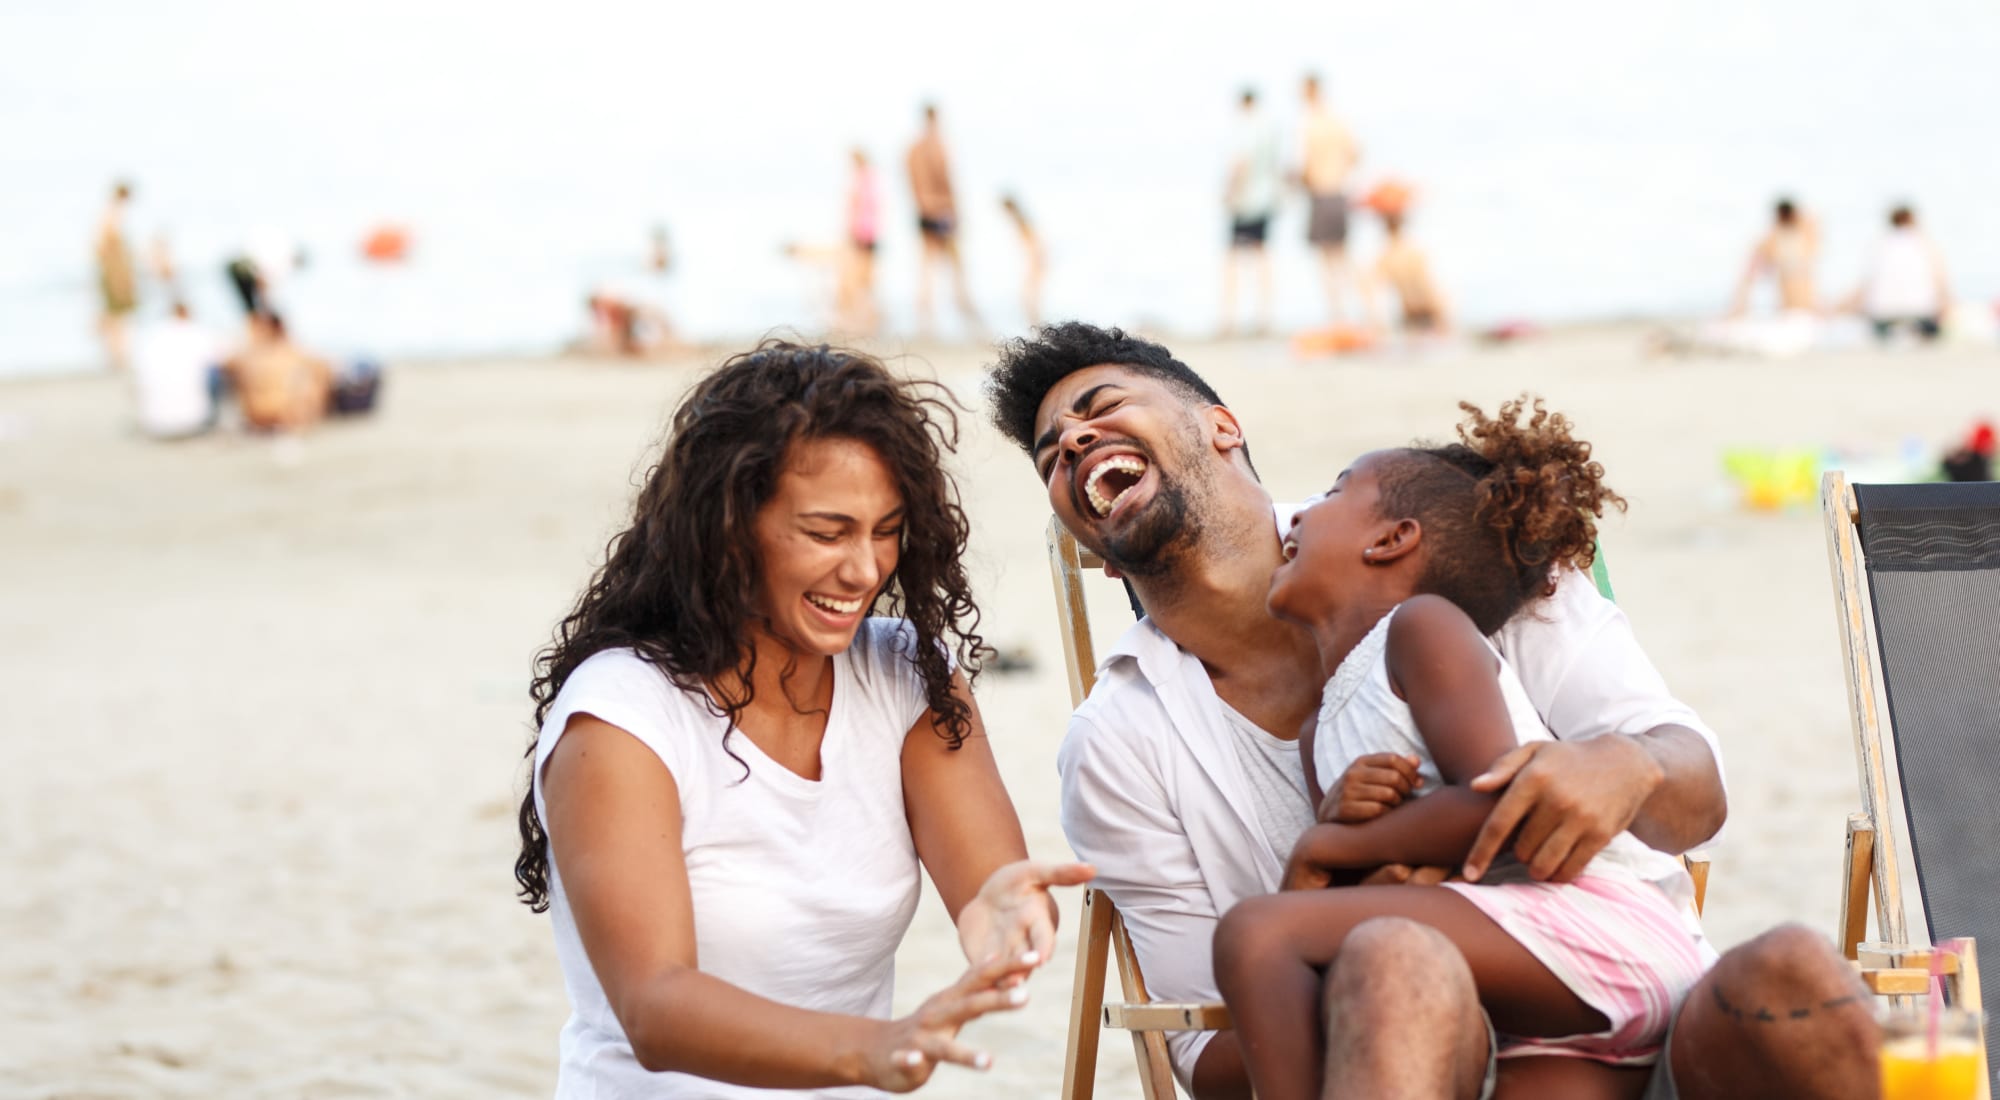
1823,471,1994,1095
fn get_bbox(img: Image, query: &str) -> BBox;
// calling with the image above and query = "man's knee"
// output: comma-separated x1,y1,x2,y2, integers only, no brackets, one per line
1325,917,1476,1014
1673,923,1879,1100
1711,923,1868,1007
1324,919,1488,1100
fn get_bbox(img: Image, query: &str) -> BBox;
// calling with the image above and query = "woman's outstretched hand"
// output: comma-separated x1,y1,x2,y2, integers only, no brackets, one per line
956,859,1095,980
865,952,1039,1091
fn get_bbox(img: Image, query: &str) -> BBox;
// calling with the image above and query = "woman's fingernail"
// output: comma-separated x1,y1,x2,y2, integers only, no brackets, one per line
899,1050,922,1067
1008,987,1029,1005
975,1053,993,1070
1019,950,1040,966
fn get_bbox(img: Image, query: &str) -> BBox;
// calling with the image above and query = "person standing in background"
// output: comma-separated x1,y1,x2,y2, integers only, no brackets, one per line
95,180,139,372
999,194,1045,330
225,231,306,325
1728,198,1820,317
906,103,983,339
649,224,673,275
1847,204,1952,342
1221,88,1281,337
842,148,882,336
1298,74,1361,325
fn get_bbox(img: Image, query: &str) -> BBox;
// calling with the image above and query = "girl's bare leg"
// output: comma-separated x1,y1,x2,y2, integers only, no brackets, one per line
1213,886,1611,1100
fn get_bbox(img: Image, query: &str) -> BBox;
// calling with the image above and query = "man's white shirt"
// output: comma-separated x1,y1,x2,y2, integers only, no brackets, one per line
1056,504,1725,1086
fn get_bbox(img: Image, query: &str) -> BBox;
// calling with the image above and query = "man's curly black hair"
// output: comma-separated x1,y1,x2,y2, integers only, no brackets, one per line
983,322,1232,458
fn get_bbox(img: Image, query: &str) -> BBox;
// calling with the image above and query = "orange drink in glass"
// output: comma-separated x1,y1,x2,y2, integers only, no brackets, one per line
1880,1007,1983,1100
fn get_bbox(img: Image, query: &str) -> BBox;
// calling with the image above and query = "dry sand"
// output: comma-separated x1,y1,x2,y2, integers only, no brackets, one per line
2,331,1993,1097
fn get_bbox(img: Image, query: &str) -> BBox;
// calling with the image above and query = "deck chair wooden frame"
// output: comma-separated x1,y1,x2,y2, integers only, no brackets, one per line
1048,517,1709,1099
1822,470,1991,1098
1050,517,1224,1100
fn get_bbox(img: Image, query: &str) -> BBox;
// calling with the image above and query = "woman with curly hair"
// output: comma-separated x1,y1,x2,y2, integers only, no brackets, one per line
514,342,1091,1097
1213,398,1715,1100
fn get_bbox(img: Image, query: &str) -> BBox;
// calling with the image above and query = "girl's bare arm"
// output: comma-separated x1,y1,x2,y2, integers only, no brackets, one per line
1286,596,1522,877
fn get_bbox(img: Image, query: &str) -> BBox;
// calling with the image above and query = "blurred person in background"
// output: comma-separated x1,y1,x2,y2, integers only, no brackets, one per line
1846,204,1951,342
224,230,306,324
843,148,882,336
130,301,223,439
513,342,1090,1097
1298,73,1361,325
94,180,139,372
148,231,181,300
224,313,332,432
1728,198,1820,317
583,226,680,357
906,103,983,338
650,224,673,274
1363,203,1451,338
999,194,1045,330
1221,88,1281,337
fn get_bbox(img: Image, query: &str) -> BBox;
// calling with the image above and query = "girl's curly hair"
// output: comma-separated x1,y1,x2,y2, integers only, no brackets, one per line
513,341,988,912
1377,396,1626,634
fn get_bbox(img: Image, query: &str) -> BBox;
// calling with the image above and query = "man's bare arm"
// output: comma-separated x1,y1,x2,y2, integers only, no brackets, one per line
1289,787,1500,879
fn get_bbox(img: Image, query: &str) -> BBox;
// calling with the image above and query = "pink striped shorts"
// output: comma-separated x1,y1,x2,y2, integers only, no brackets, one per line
1443,874,1717,1065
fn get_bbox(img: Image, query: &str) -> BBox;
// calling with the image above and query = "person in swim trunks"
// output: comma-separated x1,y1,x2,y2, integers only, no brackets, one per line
1299,73,1361,325
1222,88,1281,336
95,180,139,372
906,102,982,337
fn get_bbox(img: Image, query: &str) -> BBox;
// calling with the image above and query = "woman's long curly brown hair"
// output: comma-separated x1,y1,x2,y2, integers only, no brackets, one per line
1376,395,1626,635
513,341,988,912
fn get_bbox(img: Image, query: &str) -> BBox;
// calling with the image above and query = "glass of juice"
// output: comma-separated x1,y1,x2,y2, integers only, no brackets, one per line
1880,1006,1984,1100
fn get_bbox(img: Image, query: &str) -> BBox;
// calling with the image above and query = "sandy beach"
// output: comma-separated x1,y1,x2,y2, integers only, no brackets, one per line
3,331,1992,1098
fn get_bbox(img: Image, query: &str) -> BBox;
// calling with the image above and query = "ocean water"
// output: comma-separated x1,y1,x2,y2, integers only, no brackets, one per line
3,0,1996,375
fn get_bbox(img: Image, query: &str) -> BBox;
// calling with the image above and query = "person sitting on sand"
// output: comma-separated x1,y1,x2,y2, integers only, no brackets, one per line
1215,399,1713,1100
513,341,1092,1097
131,301,223,439
1364,207,1450,337
224,313,333,432
1729,198,1820,317
1845,204,1951,342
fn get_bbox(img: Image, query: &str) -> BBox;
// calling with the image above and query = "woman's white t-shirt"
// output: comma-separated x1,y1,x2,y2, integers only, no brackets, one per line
532,619,938,1099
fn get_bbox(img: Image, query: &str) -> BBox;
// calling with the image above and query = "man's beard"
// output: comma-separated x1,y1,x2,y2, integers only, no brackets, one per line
1097,477,1200,578
1093,432,1213,579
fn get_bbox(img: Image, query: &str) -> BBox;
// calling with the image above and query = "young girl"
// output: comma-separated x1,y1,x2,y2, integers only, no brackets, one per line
1213,397,1715,1100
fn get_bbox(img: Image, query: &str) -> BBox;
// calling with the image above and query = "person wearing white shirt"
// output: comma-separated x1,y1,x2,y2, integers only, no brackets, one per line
983,323,1880,1100
130,302,220,438
1847,205,1952,342
516,343,1092,1098
1221,88,1282,336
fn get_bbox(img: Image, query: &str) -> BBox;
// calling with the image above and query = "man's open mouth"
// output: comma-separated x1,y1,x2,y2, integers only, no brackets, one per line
1083,454,1148,518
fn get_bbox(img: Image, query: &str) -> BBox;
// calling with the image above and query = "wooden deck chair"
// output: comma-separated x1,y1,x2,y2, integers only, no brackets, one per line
1049,517,1224,1100
1048,517,1708,1099
1823,471,1995,1097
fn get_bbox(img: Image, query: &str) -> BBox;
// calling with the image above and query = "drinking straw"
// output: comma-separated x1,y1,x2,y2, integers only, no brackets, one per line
1926,938,1966,1059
